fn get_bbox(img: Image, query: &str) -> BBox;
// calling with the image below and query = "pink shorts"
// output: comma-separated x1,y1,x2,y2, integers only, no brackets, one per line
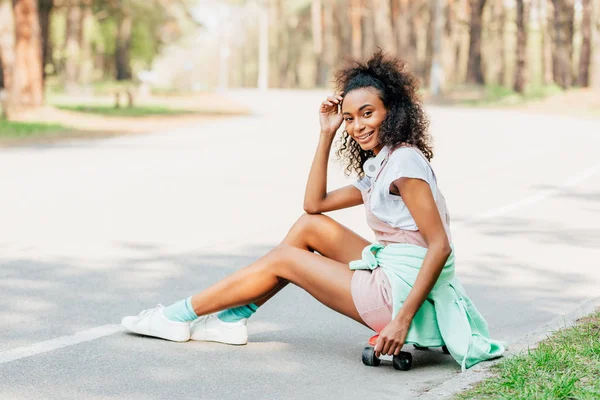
351,267,393,332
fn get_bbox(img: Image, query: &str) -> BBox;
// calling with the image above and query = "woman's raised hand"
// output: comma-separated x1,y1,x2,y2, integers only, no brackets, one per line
319,92,344,137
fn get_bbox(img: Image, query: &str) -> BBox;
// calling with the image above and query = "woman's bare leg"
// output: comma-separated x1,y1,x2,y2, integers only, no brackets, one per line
190,214,370,323
254,213,370,306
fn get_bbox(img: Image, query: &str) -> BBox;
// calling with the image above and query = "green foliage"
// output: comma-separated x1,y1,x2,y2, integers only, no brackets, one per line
131,19,158,68
97,17,117,56
0,121,69,138
457,311,600,400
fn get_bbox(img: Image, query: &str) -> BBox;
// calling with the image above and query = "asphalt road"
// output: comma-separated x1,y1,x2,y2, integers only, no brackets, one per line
1,89,599,399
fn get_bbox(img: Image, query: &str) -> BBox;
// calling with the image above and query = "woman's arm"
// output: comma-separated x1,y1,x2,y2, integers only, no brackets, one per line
303,92,364,214
303,135,363,214
374,177,451,357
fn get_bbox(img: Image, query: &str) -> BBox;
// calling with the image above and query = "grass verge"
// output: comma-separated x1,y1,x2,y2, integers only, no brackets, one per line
0,120,69,138
457,310,600,400
55,105,199,117
457,84,564,107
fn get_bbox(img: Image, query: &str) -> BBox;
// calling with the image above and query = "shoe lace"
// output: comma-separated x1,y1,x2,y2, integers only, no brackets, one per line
190,312,216,328
138,304,163,318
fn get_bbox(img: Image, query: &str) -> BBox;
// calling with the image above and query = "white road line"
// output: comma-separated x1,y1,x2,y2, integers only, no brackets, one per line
0,324,123,365
2,162,599,366
454,161,600,228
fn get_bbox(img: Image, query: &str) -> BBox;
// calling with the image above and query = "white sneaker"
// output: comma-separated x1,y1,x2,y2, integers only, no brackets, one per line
121,305,191,342
190,313,248,345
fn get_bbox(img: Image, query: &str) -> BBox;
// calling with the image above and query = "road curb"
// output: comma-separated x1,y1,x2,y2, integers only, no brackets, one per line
415,296,600,399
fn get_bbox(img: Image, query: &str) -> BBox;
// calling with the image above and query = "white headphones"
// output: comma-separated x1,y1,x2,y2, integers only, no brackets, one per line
363,146,390,178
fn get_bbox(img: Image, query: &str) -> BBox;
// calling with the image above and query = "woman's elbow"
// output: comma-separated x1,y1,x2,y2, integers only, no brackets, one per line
440,241,452,258
431,237,452,258
303,203,321,214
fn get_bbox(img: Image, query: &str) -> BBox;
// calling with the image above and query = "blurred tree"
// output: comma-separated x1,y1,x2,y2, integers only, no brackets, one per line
271,0,285,87
590,0,600,88
441,0,458,84
429,0,445,95
64,0,83,91
577,0,592,86
79,0,93,86
38,0,54,79
0,0,15,117
550,0,574,88
424,0,435,85
258,1,268,90
406,0,421,74
311,0,327,86
539,0,553,85
90,0,197,83
514,0,529,93
114,1,132,80
350,0,362,59
333,0,352,61
371,0,396,54
14,0,44,108
493,0,506,85
322,0,337,79
465,0,487,84
592,0,600,89
361,1,375,60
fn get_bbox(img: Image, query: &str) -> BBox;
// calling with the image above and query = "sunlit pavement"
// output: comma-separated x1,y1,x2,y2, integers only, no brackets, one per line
1,89,599,399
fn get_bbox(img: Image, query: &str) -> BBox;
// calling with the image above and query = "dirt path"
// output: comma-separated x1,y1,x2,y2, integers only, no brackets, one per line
1,93,250,148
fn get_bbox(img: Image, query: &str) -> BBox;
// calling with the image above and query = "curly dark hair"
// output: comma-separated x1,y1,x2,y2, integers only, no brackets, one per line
334,50,433,178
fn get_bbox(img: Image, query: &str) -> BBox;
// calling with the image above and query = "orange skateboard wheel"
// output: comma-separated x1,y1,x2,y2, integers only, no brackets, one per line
368,334,379,346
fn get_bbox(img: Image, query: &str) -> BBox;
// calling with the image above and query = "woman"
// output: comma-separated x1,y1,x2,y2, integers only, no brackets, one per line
121,51,504,369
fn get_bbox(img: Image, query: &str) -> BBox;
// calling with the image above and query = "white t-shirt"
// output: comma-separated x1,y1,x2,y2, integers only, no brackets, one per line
353,147,440,231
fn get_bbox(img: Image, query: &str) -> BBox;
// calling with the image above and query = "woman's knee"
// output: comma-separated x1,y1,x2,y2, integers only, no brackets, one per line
269,244,304,277
284,213,333,246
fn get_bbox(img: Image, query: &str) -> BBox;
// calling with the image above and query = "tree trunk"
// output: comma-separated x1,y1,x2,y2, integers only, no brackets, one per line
592,0,600,89
258,4,269,90
447,0,465,84
0,0,14,91
392,0,421,71
65,0,82,92
494,0,506,85
405,0,419,72
13,0,44,109
268,0,287,87
551,0,575,89
115,4,132,81
578,0,592,86
371,0,396,54
0,0,15,117
333,1,351,64
312,0,327,86
441,0,455,84
514,0,529,93
391,0,402,57
362,2,376,59
323,0,336,79
78,0,93,87
38,0,53,80
540,0,553,85
465,0,487,84
350,0,362,59
423,1,434,85
429,0,445,96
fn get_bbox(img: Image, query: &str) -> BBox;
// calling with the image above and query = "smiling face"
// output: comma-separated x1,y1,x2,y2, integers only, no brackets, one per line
341,87,387,154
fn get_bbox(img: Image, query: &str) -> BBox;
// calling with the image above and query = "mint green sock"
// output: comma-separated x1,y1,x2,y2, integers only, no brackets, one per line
163,297,198,322
217,303,259,323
